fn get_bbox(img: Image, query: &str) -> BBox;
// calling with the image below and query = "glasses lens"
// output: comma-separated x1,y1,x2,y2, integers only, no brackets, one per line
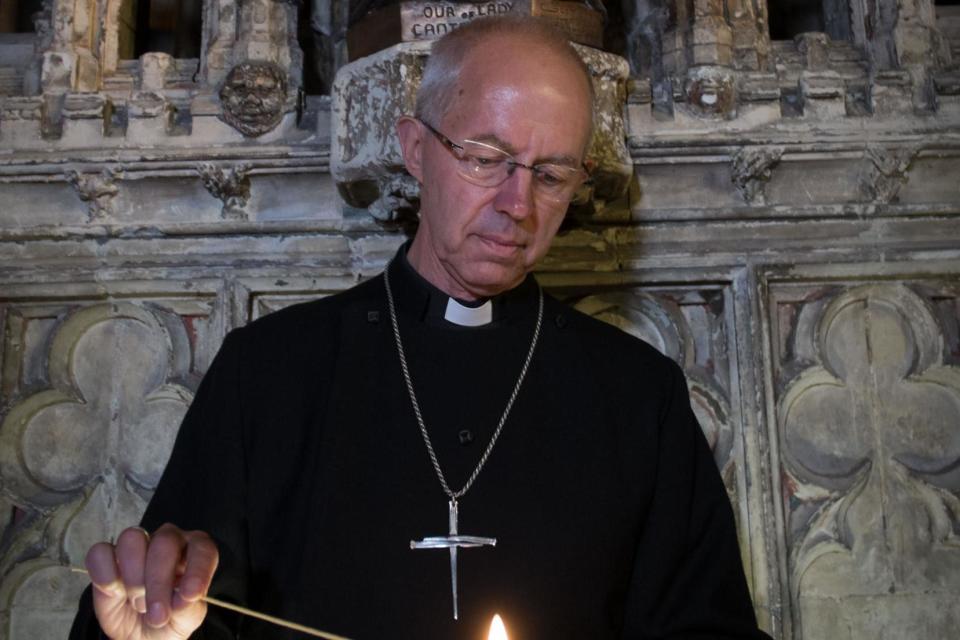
452,138,587,204
532,165,584,203
457,142,512,186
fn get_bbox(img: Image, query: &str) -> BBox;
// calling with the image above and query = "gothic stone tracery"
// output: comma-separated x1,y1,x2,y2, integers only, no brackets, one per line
772,282,960,639
1,1,959,639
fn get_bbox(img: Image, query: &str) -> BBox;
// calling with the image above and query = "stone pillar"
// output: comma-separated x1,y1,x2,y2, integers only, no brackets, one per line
665,0,738,119
21,2,53,95
201,0,239,87
100,0,129,76
726,0,771,72
235,0,302,91
892,0,949,110
205,0,302,139
622,1,673,117
307,0,351,93
662,0,689,76
797,32,847,119
851,0,899,70
689,0,733,67
852,0,946,111
892,0,945,67
41,0,101,93
141,51,175,90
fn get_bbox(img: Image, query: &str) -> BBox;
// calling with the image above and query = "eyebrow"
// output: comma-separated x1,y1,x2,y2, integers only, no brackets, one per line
464,133,581,168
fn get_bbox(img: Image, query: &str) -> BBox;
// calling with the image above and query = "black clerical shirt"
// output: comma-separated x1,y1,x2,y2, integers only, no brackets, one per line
71,248,769,639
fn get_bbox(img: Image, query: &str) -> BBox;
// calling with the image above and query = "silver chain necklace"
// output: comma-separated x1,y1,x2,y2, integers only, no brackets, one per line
383,261,544,619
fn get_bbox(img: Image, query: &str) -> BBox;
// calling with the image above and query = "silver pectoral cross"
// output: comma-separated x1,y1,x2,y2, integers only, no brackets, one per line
410,499,496,620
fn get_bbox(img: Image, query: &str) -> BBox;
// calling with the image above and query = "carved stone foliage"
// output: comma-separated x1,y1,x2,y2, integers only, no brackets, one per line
65,168,121,221
197,162,252,219
859,145,920,204
0,298,215,638
771,282,960,639
368,173,420,222
218,62,289,137
572,286,737,485
731,146,785,206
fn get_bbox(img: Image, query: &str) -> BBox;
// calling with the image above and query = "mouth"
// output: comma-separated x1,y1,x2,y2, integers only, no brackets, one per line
476,234,525,258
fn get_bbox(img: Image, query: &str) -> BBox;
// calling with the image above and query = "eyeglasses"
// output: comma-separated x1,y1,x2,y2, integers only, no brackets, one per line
420,120,591,205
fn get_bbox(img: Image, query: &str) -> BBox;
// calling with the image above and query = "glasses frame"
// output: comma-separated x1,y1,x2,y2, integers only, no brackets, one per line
418,119,592,204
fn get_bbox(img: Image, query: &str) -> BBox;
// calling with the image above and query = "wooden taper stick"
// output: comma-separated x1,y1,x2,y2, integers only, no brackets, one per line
69,567,352,640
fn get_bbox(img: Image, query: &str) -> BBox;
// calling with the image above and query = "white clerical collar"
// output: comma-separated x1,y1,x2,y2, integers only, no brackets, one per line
444,297,493,327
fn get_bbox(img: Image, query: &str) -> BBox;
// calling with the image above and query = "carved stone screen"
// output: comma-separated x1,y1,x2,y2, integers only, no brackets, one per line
1,1,959,639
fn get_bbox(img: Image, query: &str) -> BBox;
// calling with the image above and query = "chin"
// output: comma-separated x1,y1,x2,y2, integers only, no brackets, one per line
463,265,527,297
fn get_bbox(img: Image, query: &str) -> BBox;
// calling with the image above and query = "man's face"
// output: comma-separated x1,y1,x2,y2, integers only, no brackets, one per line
399,36,593,299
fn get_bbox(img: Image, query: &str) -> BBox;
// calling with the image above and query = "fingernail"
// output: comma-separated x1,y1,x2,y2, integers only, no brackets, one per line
146,601,167,627
179,577,202,600
132,595,146,614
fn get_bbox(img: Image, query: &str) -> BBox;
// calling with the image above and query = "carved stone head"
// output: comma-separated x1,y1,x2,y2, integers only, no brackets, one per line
219,62,289,137
685,67,736,119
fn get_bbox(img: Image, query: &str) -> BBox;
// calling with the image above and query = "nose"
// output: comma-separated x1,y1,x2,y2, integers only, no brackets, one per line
492,165,535,220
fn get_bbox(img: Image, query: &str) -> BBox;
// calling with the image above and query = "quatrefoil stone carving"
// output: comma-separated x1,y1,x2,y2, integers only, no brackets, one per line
0,303,194,636
779,284,960,638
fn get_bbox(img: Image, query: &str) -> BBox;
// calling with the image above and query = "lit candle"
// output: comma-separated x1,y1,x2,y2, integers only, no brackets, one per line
487,614,508,640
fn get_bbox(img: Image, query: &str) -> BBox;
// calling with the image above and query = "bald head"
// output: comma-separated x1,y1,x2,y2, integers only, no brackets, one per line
415,16,594,147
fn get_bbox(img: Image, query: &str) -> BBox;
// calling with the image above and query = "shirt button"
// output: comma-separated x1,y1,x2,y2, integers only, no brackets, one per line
458,429,474,446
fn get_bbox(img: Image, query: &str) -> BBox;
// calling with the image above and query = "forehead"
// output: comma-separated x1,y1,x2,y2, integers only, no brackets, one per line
457,34,588,94
443,36,592,153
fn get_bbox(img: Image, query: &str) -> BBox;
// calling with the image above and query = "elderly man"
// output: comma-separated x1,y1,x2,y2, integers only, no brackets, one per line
71,16,769,640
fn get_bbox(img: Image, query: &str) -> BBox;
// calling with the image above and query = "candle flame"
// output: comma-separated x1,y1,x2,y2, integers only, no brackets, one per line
487,614,508,640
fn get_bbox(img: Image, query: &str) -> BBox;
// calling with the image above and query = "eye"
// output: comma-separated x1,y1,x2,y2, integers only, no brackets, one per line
465,152,507,171
473,155,502,167
461,141,510,170
534,166,569,187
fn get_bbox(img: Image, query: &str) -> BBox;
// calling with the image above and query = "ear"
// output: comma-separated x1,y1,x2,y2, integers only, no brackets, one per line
396,116,425,183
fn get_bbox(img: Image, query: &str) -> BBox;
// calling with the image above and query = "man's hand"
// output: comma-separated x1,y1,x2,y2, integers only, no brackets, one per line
85,524,219,640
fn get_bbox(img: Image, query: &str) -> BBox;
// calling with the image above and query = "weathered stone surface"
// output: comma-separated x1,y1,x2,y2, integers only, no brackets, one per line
140,52,175,91
771,282,960,640
330,40,425,197
799,70,846,119
235,0,301,86
0,299,211,634
1,2,959,639
690,14,734,66
0,560,94,639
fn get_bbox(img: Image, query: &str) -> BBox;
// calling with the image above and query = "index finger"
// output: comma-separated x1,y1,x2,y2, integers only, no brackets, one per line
85,541,126,600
